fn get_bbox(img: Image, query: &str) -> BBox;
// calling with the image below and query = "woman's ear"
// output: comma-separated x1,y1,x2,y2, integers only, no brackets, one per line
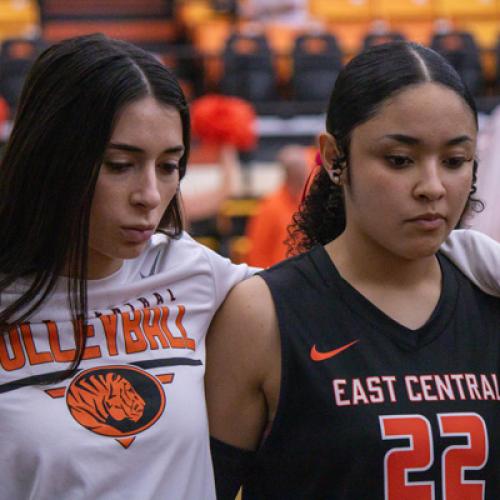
319,133,338,171
319,133,344,185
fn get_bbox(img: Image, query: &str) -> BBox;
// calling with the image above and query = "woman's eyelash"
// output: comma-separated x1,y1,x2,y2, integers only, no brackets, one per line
384,155,474,169
159,162,179,172
104,161,132,170
385,155,412,167
444,157,473,168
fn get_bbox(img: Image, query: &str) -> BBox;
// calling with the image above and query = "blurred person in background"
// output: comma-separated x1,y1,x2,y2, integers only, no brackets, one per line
245,144,310,267
183,144,240,225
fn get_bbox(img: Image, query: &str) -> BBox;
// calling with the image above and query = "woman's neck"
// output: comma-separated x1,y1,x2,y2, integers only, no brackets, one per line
326,230,441,288
325,231,443,330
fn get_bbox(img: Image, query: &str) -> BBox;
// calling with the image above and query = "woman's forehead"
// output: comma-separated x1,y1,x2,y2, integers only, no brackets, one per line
352,82,477,146
109,96,183,148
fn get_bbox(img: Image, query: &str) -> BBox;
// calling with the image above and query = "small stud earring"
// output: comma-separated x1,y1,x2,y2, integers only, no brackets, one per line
332,170,343,186
329,156,346,186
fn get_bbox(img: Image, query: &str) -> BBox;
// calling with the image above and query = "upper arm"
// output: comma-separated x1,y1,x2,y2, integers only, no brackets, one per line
205,275,279,451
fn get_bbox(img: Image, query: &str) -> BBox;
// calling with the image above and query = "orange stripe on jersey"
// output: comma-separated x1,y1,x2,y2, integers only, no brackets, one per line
117,437,136,449
45,387,66,398
157,373,175,384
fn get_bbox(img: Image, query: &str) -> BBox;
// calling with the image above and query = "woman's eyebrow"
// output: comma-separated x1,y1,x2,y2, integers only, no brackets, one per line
446,135,474,146
380,134,473,146
107,143,185,155
381,134,419,145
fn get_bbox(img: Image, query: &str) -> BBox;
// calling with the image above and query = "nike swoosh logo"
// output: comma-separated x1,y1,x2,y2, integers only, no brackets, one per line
140,250,162,279
310,339,359,362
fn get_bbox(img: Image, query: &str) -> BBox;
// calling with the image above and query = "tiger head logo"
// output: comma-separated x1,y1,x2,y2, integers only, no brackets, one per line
67,366,165,437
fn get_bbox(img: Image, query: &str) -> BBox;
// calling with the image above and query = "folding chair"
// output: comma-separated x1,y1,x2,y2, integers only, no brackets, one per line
292,32,342,102
221,32,277,102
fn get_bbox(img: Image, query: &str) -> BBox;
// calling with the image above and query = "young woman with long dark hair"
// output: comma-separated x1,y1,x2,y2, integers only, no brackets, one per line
206,42,500,499
0,34,253,499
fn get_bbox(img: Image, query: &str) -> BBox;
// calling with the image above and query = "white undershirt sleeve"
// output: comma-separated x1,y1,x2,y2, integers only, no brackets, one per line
441,229,500,297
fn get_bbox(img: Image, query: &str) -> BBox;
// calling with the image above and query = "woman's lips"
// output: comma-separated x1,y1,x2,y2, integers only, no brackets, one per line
407,214,445,231
120,227,155,243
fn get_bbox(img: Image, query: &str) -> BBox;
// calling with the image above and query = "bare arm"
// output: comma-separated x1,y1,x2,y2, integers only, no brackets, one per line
206,275,280,451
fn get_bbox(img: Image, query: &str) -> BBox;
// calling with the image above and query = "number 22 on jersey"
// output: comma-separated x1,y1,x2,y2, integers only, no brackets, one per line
379,413,488,500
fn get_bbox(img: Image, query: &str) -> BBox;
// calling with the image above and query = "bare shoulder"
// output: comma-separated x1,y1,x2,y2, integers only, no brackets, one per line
213,274,275,324
207,275,278,369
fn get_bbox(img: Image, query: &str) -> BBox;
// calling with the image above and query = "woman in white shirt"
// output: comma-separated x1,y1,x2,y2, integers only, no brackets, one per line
0,33,252,500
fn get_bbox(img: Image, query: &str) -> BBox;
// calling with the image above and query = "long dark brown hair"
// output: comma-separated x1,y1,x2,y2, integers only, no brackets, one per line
0,34,190,376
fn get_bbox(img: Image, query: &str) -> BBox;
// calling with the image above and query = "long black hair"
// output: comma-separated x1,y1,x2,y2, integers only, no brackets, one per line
0,34,190,374
288,41,481,253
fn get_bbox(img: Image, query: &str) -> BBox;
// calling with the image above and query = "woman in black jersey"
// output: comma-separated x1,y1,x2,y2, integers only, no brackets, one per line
206,41,500,499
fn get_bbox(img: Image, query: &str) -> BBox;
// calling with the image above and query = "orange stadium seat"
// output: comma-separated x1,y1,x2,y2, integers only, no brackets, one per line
327,21,372,55
0,37,44,113
431,31,484,94
43,20,176,44
309,0,372,22
264,24,302,84
480,49,498,83
176,0,216,27
192,20,232,55
455,20,499,49
191,20,232,86
372,0,434,20
455,20,499,82
264,24,301,55
434,0,498,19
391,20,434,45
363,30,405,49
40,0,169,16
220,32,277,101
292,32,342,101
0,0,39,40
40,0,176,46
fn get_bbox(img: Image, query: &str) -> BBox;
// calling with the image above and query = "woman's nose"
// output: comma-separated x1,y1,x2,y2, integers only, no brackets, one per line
413,162,446,201
130,166,161,209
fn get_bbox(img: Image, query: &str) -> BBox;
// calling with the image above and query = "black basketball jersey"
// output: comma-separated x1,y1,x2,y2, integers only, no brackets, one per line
243,246,500,500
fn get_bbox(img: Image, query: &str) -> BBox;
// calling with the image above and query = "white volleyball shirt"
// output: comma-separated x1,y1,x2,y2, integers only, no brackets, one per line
0,232,253,500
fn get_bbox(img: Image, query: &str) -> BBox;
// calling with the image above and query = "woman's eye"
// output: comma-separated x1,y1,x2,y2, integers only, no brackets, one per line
444,157,471,169
104,161,133,172
385,155,413,168
159,162,179,175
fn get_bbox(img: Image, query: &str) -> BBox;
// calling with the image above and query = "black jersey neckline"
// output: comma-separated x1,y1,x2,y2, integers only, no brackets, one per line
310,245,459,351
